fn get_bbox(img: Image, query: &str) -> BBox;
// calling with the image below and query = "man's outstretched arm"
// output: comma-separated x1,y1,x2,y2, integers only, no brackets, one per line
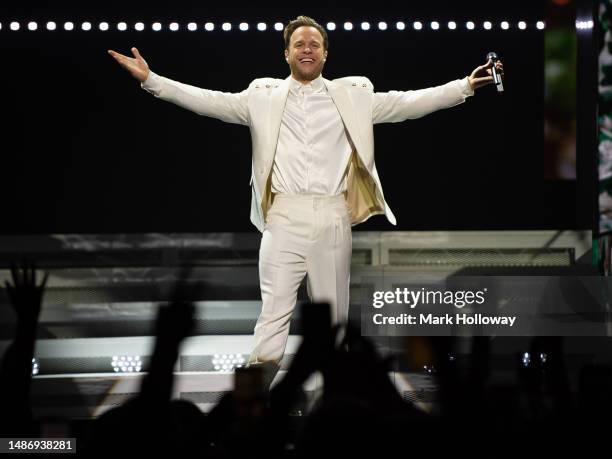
372,58,503,124
108,47,250,125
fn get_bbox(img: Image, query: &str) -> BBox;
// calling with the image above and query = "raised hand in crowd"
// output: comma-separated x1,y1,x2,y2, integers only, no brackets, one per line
0,259,49,437
4,259,49,333
86,264,205,457
140,264,198,401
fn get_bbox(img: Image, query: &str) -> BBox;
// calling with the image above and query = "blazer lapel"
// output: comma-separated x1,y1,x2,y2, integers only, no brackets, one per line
323,78,364,155
267,77,291,162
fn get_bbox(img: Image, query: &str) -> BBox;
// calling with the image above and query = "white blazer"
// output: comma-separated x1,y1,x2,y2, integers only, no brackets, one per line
141,72,474,232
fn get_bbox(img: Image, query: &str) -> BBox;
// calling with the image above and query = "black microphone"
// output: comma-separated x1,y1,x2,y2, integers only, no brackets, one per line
487,51,504,93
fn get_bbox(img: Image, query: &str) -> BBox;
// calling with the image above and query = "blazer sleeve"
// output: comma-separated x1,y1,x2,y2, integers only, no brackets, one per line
140,70,251,126
372,76,474,124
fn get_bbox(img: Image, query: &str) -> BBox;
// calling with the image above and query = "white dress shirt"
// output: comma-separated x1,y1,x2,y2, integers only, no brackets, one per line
271,74,353,196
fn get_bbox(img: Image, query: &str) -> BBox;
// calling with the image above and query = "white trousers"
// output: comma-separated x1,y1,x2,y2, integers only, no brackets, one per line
247,193,352,366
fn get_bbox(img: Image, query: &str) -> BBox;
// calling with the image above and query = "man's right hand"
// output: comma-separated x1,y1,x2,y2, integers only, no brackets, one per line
107,47,150,83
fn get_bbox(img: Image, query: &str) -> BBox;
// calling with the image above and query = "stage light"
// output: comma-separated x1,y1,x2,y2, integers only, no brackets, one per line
540,352,547,364
396,21,405,30
32,358,39,376
10,22,20,31
134,22,144,31
466,21,475,30
537,21,545,29
378,21,387,30
518,21,527,30
423,364,436,374
343,22,353,30
361,22,370,31
239,22,249,31
99,22,108,31
152,22,162,31
326,22,336,31
64,22,74,31
28,22,37,31
274,22,283,31
212,353,245,372
483,21,492,30
257,22,266,31
431,21,439,30
169,22,179,31
501,21,509,30
576,20,594,29
205,22,214,31
222,22,231,31
187,22,197,31
521,352,531,367
117,22,127,31
413,21,422,30
47,21,56,31
81,22,91,31
111,355,142,373
448,21,456,30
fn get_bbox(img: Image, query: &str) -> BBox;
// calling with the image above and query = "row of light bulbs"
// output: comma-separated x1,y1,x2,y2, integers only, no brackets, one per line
1,20,548,32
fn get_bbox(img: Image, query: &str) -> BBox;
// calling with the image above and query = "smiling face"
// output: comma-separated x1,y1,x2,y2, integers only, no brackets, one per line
285,26,328,84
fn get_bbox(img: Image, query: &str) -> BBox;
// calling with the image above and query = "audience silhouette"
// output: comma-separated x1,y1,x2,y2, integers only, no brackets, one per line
0,259,609,456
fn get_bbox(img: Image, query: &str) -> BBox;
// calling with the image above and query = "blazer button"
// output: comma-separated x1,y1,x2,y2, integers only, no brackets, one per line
362,83,367,87
260,169,264,174
266,84,270,88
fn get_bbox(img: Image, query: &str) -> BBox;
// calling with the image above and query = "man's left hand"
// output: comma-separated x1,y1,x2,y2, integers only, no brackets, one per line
468,58,504,90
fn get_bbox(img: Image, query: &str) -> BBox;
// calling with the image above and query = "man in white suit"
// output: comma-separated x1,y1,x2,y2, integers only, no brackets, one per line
108,15,503,380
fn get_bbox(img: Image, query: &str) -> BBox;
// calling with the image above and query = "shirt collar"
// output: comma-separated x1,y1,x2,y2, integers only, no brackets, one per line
288,74,326,94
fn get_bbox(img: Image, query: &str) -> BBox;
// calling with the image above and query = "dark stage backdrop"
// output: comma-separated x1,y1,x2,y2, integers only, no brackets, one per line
2,2,579,233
